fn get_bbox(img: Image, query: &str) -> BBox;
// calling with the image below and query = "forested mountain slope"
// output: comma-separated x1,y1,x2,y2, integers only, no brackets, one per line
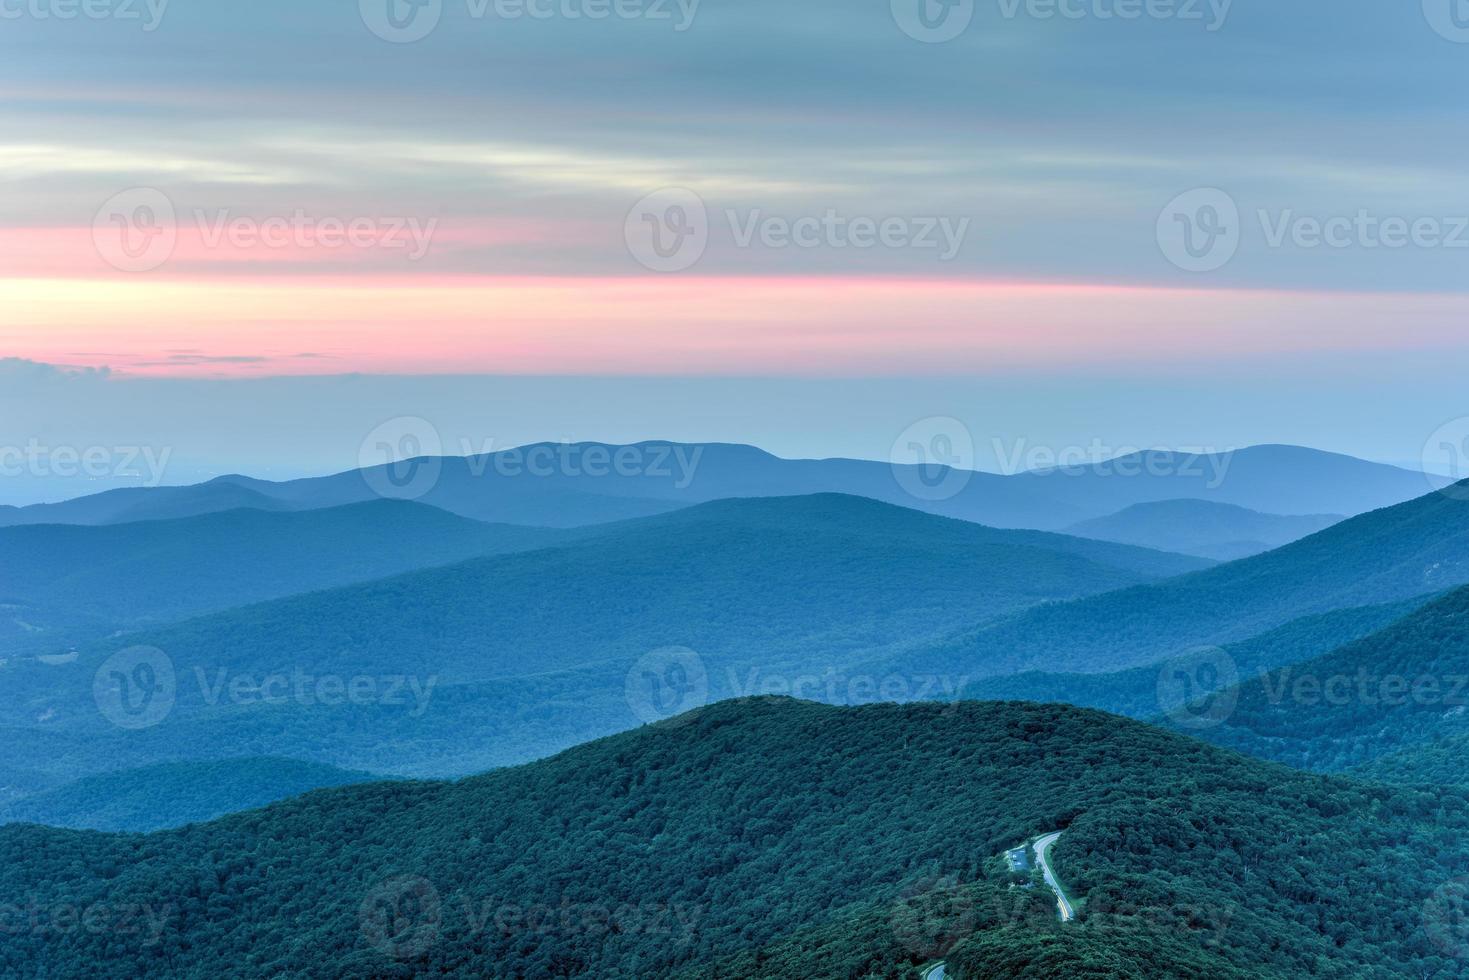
0,494,1190,782
1181,584,1469,773
901,483,1469,678
1065,498,1341,560
2,699,1467,978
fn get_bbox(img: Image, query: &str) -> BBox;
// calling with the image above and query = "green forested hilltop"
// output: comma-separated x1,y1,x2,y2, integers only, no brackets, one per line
2,698,1468,978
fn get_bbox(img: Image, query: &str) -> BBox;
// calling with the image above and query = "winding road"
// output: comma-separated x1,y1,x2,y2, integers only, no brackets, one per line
916,835,1075,979
1032,832,1076,922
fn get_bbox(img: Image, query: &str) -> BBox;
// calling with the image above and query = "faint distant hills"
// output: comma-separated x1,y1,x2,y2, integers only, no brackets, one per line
0,494,1207,780
896,478,1469,678
0,442,1441,532
1065,498,1343,560
0,500,577,631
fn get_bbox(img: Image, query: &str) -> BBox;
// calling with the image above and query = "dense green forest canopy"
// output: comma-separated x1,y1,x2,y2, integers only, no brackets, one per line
3,698,1469,978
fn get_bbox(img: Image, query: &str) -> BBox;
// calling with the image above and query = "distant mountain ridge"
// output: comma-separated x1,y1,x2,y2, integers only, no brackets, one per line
0,441,1439,533
0,493,1202,784
0,758,373,833
0,500,576,634
1065,498,1343,560
893,480,1469,679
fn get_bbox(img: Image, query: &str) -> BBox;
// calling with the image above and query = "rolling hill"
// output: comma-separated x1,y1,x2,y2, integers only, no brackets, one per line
0,499,573,632
962,598,1424,720
0,442,1438,532
1,698,1467,978
1178,584,1469,774
1065,498,1342,560
897,482,1469,679
0,480,294,527
0,757,373,833
0,494,1201,784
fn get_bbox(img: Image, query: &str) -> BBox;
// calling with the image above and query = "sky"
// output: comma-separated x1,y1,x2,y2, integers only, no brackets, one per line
1,0,1467,501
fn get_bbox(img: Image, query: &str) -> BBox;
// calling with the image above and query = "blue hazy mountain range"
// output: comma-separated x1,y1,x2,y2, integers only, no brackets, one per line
0,500,577,637
1064,498,1344,560
894,481,1469,680
0,758,373,833
0,442,1440,533
0,494,1206,785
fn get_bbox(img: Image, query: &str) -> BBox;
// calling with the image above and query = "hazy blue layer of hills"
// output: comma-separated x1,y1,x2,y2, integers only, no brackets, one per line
3,698,1467,978
0,442,1438,534
0,480,294,527
900,483,1469,679
0,494,1198,781
1179,584,1469,774
1065,498,1342,560
963,597,1424,720
0,757,373,833
0,500,573,633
